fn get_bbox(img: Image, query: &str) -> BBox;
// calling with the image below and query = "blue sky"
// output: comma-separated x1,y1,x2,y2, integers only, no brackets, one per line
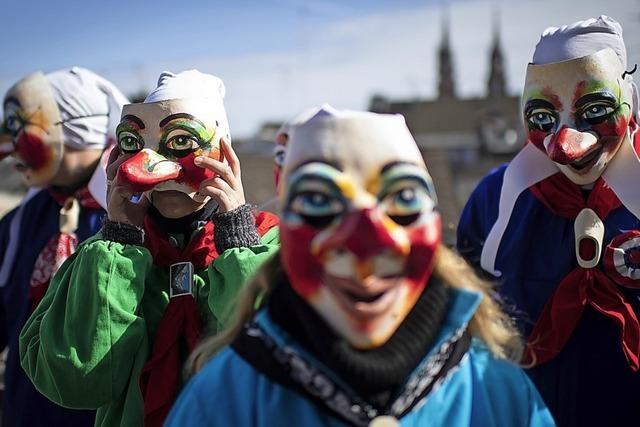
1,0,638,137
0,0,435,75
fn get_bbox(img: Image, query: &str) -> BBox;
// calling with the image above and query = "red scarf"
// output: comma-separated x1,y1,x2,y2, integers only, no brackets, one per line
139,210,279,427
28,187,101,310
523,172,640,371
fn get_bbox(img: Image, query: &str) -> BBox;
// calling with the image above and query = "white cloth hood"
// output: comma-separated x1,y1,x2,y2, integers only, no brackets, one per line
533,15,627,68
46,67,129,150
144,70,230,141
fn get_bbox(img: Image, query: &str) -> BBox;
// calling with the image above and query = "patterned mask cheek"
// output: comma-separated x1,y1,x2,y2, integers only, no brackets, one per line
280,222,326,299
173,147,221,191
279,164,345,299
4,73,64,187
522,89,563,151
14,128,58,180
404,213,442,291
578,85,630,162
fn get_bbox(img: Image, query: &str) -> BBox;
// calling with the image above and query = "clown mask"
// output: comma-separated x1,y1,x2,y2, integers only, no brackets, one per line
2,72,64,186
115,98,224,204
279,108,441,349
523,48,635,185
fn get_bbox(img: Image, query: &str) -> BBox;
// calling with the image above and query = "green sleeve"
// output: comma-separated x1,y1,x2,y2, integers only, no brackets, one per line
19,236,153,409
208,227,279,330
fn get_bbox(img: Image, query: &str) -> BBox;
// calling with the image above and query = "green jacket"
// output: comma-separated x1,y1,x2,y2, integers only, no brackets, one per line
20,226,279,427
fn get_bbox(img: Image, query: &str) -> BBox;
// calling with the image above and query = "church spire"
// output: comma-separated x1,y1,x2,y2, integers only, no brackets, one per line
487,9,507,98
437,9,456,99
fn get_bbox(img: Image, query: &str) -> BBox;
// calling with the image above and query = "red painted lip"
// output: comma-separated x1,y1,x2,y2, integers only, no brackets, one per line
117,150,183,192
569,145,603,171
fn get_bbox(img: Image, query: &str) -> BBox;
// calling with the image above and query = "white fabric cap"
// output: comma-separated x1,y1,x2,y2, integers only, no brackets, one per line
284,105,433,199
144,70,231,140
532,15,627,68
276,104,337,140
46,67,129,150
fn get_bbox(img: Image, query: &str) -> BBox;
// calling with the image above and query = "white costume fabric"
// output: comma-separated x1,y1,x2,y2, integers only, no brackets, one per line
46,67,129,150
532,15,627,68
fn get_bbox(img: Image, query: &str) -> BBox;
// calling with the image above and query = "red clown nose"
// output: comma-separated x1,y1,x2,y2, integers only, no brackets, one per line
317,208,408,261
117,149,183,192
545,126,598,165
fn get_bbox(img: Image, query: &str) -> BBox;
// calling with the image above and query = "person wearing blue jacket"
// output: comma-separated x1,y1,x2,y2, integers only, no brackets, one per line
0,68,127,426
167,106,555,426
457,16,640,427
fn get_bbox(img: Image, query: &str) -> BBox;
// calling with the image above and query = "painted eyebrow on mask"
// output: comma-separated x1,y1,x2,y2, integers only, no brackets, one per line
379,161,435,198
380,160,419,174
574,91,618,110
121,115,146,129
159,113,207,129
292,158,343,172
286,161,344,189
524,99,556,115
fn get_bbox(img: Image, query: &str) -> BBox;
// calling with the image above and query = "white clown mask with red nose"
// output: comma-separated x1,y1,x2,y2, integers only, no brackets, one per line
522,15,637,186
115,70,230,204
2,67,127,188
279,106,441,349
481,16,640,277
523,47,634,185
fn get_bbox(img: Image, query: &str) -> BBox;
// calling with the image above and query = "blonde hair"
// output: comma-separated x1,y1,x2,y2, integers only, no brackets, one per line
186,245,522,376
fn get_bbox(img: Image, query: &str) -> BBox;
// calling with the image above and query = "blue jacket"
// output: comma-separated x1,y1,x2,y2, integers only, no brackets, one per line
457,164,640,427
0,189,102,427
167,287,554,426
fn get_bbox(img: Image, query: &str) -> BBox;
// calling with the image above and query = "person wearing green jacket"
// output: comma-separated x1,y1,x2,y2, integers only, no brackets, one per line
19,70,280,427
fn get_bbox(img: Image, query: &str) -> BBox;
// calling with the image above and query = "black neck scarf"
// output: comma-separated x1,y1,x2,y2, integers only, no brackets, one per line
268,275,450,409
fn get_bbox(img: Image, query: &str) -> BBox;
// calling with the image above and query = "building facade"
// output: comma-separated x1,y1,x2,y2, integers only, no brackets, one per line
370,17,522,244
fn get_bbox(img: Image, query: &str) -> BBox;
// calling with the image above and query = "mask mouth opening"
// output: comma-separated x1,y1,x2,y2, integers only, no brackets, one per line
323,273,403,318
568,144,603,171
344,289,387,304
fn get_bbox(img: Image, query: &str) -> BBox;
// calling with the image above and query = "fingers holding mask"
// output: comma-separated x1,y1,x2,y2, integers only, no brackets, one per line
106,147,149,226
195,138,246,212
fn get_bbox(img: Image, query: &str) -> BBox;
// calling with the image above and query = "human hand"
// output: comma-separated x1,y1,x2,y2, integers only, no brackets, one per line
195,138,246,213
106,147,151,227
